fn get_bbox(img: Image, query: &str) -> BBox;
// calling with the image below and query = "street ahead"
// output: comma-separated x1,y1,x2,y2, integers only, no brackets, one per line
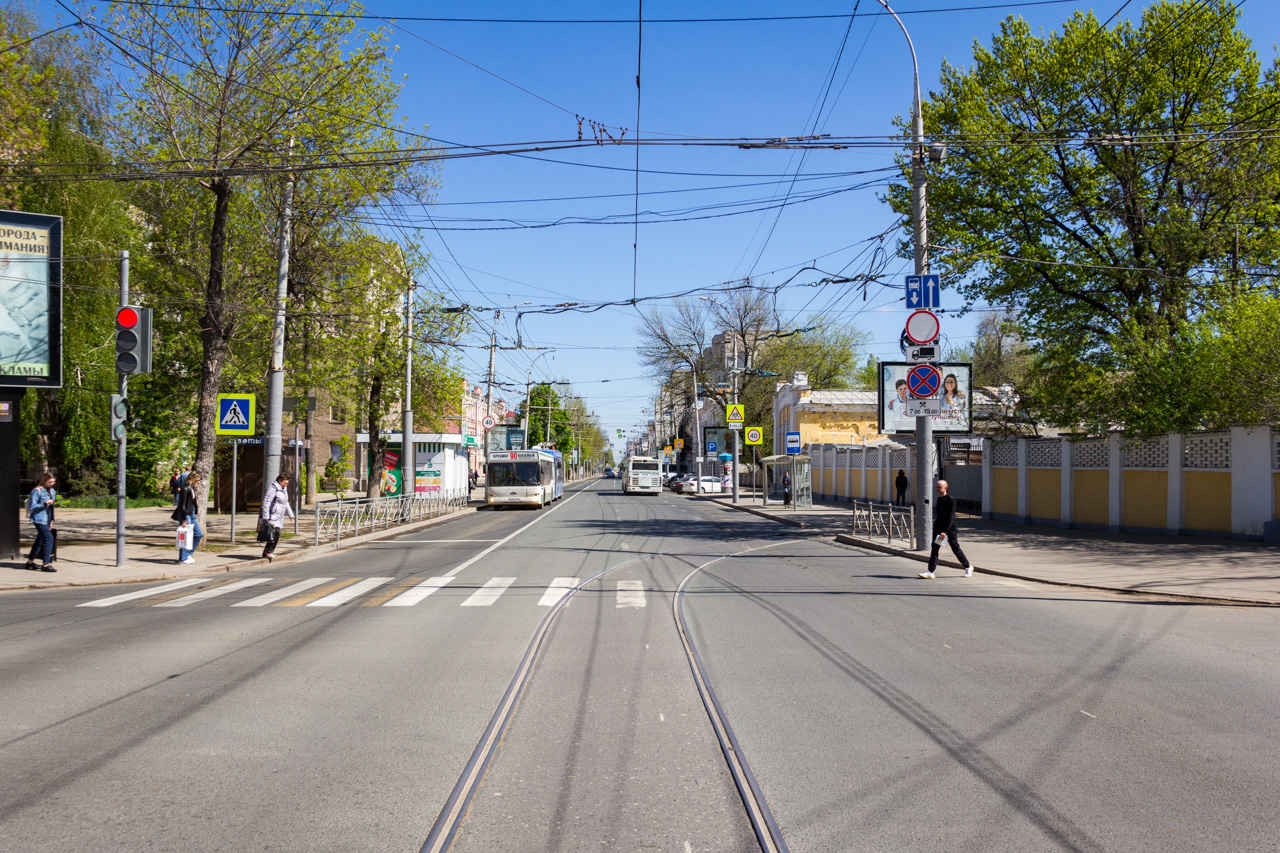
2,481,1277,852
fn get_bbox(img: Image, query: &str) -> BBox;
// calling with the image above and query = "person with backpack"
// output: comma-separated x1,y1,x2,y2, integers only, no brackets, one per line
24,471,58,572
259,473,294,563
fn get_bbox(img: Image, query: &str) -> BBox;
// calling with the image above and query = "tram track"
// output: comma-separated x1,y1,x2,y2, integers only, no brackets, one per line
418,524,794,853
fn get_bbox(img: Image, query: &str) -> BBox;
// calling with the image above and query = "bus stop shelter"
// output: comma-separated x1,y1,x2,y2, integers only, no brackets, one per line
759,453,812,509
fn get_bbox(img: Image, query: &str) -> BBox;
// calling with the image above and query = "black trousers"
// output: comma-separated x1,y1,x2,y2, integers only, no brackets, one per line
895,487,907,506
927,524,969,572
261,524,282,556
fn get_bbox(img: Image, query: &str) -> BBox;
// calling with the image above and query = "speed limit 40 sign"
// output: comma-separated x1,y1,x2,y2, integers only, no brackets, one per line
482,415,496,430
744,426,763,445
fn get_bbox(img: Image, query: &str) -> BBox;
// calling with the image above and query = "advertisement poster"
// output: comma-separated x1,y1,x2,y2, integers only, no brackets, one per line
0,211,62,388
878,362,973,435
416,446,445,492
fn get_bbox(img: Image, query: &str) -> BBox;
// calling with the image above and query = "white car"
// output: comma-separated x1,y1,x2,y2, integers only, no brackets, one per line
696,476,723,494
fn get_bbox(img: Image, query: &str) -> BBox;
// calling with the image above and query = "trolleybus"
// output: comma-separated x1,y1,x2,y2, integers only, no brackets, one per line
485,448,564,508
622,455,663,495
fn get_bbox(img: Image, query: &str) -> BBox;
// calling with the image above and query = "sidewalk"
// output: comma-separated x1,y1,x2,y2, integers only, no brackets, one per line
698,492,1280,606
1,488,488,591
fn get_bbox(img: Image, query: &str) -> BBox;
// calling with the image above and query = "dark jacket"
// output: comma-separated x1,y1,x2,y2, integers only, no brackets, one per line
176,484,198,518
933,493,957,535
895,473,909,492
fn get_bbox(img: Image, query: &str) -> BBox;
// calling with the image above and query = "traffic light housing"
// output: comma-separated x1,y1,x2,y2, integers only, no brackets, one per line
115,306,153,375
110,394,128,441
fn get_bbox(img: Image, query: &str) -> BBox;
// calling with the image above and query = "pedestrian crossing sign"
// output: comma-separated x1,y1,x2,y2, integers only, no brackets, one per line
216,394,255,435
726,404,745,424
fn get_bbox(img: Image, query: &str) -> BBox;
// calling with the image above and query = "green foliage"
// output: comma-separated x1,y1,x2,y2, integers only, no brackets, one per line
888,0,1280,431
324,434,354,498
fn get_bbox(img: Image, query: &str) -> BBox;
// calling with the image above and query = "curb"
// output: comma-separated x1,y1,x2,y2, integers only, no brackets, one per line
695,495,807,528
832,534,1278,608
1,505,481,592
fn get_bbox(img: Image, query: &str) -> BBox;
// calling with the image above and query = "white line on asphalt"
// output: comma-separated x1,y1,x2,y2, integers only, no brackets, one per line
77,578,205,607
538,577,580,607
384,576,454,607
154,578,272,606
306,577,394,607
444,492,580,578
1080,710,1097,718
616,579,646,608
389,539,503,543
233,577,335,607
461,577,516,607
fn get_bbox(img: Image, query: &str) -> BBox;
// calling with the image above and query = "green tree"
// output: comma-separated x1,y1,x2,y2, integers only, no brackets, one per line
888,0,1280,432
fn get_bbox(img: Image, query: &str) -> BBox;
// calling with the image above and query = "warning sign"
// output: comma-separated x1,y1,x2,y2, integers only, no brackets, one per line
215,394,255,436
725,404,745,424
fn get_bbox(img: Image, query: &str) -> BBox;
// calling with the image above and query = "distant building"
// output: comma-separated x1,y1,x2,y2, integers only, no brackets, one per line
772,371,883,450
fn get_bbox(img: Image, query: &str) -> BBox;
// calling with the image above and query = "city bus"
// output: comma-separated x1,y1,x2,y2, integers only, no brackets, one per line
622,455,662,495
485,448,564,508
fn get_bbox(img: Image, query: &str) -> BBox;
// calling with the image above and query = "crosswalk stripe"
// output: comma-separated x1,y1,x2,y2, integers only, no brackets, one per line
233,578,335,607
538,577,580,607
461,577,516,607
616,579,646,608
154,578,272,606
384,576,454,607
306,577,394,607
78,578,205,607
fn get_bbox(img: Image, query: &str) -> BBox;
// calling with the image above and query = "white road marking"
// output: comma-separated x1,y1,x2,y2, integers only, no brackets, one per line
444,493,580,578
620,543,630,550
538,577,580,607
461,577,516,607
78,578,205,607
1080,710,1097,719
660,713,665,722
616,580,646,608
306,577,394,607
233,577,335,607
391,539,502,543
155,578,271,606
384,576,454,607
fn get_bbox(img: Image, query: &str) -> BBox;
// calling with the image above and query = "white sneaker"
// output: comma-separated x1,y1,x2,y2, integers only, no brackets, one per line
181,557,196,564
917,571,935,579
964,565,974,577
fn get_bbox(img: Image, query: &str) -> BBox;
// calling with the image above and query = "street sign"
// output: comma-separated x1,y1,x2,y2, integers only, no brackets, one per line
907,364,942,399
905,274,940,310
674,438,684,449
744,426,763,445
706,441,717,453
664,445,673,454
725,404,745,424
903,398,941,417
785,431,801,454
904,309,940,345
907,344,939,363
482,415,496,430
215,394,255,436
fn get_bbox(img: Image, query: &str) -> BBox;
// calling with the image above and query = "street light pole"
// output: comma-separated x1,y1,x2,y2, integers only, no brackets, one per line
876,0,935,551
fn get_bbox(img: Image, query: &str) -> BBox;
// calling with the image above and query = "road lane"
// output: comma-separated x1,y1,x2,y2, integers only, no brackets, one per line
681,536,1280,852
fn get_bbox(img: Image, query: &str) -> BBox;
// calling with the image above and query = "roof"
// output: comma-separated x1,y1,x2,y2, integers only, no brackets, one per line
795,389,878,409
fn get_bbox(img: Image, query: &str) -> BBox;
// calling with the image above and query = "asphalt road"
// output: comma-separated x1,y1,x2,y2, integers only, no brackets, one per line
1,480,1276,852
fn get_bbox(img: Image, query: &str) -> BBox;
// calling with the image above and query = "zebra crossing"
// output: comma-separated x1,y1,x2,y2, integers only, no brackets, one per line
77,576,651,610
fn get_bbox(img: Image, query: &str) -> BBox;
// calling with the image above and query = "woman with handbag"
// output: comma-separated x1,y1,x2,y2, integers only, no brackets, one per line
259,473,294,563
25,471,58,572
173,471,204,564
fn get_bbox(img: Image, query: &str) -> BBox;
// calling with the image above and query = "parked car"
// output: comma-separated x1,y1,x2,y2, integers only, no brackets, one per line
696,476,723,494
672,475,698,493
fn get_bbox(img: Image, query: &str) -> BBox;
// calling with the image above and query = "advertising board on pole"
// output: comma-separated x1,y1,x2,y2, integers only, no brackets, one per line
878,362,972,435
0,211,63,389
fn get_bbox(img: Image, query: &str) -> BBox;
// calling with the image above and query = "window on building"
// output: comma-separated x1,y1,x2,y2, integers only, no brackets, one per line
330,405,347,424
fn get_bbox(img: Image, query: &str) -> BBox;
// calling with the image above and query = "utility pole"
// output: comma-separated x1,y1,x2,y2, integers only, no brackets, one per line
264,153,295,490
731,334,740,504
402,279,415,498
116,251,128,568
484,309,498,423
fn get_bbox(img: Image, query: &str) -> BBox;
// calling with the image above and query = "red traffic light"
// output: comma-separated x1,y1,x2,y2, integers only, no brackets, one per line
116,307,140,328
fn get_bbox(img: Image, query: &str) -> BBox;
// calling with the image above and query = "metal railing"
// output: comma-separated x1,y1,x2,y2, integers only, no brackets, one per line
851,500,916,549
314,489,469,546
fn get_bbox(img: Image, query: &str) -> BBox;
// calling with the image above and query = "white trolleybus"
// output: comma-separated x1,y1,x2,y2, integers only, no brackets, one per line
622,455,663,495
485,448,565,509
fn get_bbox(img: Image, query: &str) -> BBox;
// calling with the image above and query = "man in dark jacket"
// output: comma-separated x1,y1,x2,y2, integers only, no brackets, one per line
918,479,973,579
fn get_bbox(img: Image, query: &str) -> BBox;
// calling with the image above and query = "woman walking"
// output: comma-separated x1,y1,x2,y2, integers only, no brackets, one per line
25,472,58,572
175,470,204,564
259,473,294,563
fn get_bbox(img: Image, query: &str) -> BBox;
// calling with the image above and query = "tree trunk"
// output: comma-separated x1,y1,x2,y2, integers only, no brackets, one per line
193,178,234,524
366,373,384,498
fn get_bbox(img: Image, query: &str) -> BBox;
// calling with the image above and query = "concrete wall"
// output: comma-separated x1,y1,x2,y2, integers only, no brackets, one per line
1029,469,1062,521
1122,470,1168,531
1184,471,1232,533
1073,471,1109,526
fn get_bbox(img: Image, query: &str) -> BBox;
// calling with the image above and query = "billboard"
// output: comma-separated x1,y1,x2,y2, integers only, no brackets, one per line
878,362,973,435
0,211,62,388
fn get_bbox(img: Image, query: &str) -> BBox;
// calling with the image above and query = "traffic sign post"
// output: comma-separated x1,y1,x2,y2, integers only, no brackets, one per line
725,404,745,427
482,415,496,430
907,364,942,398
785,432,801,454
904,310,940,345
744,427,763,445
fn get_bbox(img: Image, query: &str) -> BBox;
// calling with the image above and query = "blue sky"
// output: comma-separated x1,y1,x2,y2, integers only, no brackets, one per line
34,1,1280,452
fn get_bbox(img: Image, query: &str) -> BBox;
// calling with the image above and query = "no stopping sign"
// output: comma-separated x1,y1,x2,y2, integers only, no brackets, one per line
907,364,942,398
